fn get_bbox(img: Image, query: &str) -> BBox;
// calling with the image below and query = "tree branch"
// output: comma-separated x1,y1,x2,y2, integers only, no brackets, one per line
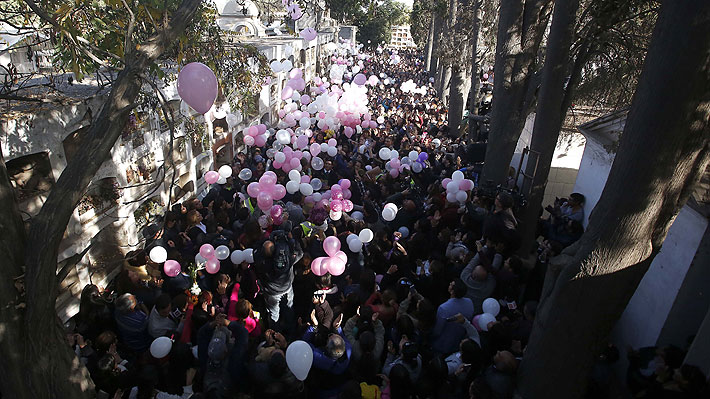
55,244,92,285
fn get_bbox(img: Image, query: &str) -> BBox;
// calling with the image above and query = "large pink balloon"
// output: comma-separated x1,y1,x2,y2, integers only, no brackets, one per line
324,257,346,276
323,236,341,257
273,184,287,200
177,62,218,114
300,27,317,41
282,86,294,101
442,178,452,189
199,244,215,259
205,171,219,184
163,260,181,277
339,179,351,189
311,257,328,276
257,124,267,134
247,182,261,197
205,258,220,274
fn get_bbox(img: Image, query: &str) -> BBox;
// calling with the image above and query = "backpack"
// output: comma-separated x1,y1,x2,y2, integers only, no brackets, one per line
270,230,292,273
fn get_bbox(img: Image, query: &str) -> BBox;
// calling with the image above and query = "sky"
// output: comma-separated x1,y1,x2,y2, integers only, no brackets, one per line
394,0,413,7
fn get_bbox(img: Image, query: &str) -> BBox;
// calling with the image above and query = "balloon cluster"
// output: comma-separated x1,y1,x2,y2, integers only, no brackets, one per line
311,236,347,276
345,228,374,252
326,180,354,220
197,243,230,274
246,171,287,211
242,124,269,147
230,248,255,265
441,170,475,204
400,79,428,95
273,145,306,173
204,165,233,186
472,298,501,332
379,148,429,177
381,202,398,222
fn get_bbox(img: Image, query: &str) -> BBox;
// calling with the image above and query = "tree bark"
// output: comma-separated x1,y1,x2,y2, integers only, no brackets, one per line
449,63,469,137
425,12,435,71
481,0,552,185
467,4,482,118
0,0,203,397
518,2,710,397
430,7,443,76
516,0,580,256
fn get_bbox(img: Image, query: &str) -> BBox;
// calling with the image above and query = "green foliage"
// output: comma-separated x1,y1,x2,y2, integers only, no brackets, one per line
409,0,431,48
351,0,409,47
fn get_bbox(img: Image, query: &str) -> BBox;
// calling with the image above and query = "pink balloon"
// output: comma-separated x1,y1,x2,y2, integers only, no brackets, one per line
305,195,315,205
472,314,483,332
282,86,294,100
390,169,399,178
330,200,343,212
177,62,218,114
270,205,283,218
334,251,347,264
369,120,377,129
324,257,346,276
205,171,219,184
199,244,215,259
296,135,308,149
259,173,276,186
247,182,261,197
300,94,311,105
272,184,286,200
243,135,255,146
248,126,259,136
339,179,351,189
272,161,283,169
205,258,220,274
331,184,342,193
342,188,351,199
328,138,337,147
254,135,266,147
299,27,317,41
343,199,354,212
323,236,341,257
301,175,311,183
257,124,267,134
290,158,300,168
289,68,303,79
310,143,321,156
257,198,273,211
293,150,303,160
353,73,367,86
311,257,328,276
278,109,286,118
442,178,452,189
459,179,474,191
163,260,181,277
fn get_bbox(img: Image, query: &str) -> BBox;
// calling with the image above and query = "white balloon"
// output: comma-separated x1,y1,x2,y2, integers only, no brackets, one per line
346,234,359,245
282,59,293,72
330,210,342,220
351,211,364,221
230,250,244,265
376,116,385,124
149,246,167,264
389,149,399,160
275,152,286,164
320,143,329,152
446,192,457,203
452,170,465,181
456,190,468,203
447,181,460,193
432,138,442,148
311,157,324,170
286,180,300,194
286,340,313,381
195,253,207,266
382,207,396,222
310,178,323,191
289,170,301,182
300,117,311,129
408,151,418,160
478,313,497,331
218,165,232,178
412,162,423,173
348,238,363,252
276,130,291,145
482,298,501,317
312,192,322,202
150,337,172,359
215,245,230,261
299,183,314,196
217,176,226,185
379,147,391,160
327,146,337,157
245,248,254,263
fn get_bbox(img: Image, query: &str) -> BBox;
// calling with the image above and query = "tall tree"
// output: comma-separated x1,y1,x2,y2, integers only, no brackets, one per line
480,0,552,185
518,2,710,397
0,0,203,397
516,0,658,256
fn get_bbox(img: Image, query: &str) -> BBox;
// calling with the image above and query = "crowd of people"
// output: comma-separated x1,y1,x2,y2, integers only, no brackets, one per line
64,48,709,399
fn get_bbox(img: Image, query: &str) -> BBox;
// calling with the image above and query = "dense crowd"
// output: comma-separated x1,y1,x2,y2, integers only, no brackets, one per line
65,49,708,399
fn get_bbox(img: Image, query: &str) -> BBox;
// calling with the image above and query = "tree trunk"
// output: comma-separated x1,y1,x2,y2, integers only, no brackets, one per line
449,63,469,137
516,0,580,256
0,1,203,397
425,13,435,71
467,4,482,117
430,9,443,76
518,2,710,397
481,0,552,185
